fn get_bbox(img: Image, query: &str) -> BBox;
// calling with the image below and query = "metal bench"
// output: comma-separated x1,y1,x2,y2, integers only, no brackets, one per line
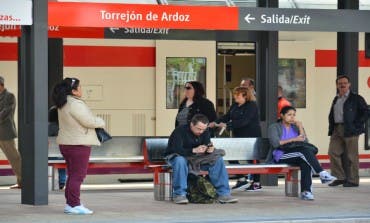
48,136,148,190
143,137,300,199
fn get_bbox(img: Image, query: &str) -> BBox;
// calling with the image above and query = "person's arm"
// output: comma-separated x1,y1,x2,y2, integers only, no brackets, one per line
355,95,369,124
166,128,199,156
294,121,306,137
0,93,16,124
279,135,305,145
268,123,281,148
215,103,233,125
69,100,105,129
201,99,217,123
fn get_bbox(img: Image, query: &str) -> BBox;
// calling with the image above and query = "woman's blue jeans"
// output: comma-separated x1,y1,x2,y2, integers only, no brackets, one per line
168,155,231,197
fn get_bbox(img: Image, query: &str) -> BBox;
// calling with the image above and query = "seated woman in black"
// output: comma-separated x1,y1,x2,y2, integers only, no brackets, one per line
268,106,336,200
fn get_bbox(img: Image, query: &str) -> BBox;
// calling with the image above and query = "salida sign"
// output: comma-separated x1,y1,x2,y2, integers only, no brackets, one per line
49,2,238,30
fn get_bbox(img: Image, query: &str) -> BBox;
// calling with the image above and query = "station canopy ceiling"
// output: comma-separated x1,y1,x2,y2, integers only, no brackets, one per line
55,0,370,9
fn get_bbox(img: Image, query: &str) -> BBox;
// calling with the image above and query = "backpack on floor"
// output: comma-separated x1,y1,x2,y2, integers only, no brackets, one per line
186,174,217,204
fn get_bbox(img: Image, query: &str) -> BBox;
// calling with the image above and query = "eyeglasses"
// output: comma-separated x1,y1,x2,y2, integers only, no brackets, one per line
185,86,193,90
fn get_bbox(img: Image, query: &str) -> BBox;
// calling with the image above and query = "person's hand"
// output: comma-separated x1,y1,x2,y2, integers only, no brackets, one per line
193,145,207,154
206,143,215,153
295,134,305,142
218,122,227,128
208,122,216,128
294,120,303,128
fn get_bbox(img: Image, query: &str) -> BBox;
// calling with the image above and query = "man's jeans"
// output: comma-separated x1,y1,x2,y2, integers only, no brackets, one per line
168,155,231,196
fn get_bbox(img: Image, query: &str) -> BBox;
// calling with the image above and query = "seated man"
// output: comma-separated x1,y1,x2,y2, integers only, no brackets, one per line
166,114,238,204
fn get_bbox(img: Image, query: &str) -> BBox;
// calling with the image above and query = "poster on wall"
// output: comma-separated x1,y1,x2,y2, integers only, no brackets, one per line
166,57,206,109
278,58,306,108
0,0,32,25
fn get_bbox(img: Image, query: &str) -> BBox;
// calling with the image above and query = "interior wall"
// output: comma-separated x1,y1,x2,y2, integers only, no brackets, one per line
63,39,156,136
155,40,217,136
216,55,256,114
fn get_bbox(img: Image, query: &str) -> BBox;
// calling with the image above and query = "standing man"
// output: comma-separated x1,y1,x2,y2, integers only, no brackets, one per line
240,77,256,96
166,114,238,204
328,75,368,187
0,76,22,189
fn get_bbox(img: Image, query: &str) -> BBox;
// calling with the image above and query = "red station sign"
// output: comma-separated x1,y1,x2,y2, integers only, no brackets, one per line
48,2,238,30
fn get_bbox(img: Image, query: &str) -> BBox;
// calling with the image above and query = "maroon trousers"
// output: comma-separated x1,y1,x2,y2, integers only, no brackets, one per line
59,145,91,207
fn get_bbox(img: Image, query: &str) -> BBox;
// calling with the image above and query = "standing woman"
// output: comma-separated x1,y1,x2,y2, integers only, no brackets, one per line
268,106,336,200
52,78,105,214
211,86,262,191
175,81,217,128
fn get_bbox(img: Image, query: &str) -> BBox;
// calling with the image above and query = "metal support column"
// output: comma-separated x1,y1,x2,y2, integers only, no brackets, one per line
337,0,359,91
18,0,49,205
257,0,279,134
257,0,279,186
48,38,64,108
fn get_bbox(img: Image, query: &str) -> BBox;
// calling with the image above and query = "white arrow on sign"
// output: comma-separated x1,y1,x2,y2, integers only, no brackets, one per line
244,14,256,23
109,27,119,33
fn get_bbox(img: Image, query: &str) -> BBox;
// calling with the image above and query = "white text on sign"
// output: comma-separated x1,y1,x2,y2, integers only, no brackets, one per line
261,14,311,25
100,10,191,23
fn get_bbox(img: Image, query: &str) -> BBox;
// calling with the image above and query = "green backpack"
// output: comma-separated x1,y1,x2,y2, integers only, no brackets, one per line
186,174,217,204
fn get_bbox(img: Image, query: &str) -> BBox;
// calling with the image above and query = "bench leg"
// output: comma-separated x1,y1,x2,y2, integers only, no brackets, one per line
285,169,300,197
48,166,58,192
153,168,172,201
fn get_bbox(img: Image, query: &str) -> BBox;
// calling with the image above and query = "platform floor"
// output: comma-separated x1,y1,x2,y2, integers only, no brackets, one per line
0,178,370,223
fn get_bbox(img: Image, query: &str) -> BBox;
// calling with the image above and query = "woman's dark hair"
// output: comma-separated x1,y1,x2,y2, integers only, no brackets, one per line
52,77,80,108
180,81,205,105
280,106,296,116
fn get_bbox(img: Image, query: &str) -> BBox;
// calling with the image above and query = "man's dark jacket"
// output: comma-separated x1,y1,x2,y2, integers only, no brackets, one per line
166,125,211,157
328,91,369,137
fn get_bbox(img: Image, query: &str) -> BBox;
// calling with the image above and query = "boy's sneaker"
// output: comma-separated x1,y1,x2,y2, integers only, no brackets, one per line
217,195,238,204
300,191,314,201
173,195,189,204
246,182,262,191
231,180,251,191
319,171,337,184
64,205,93,215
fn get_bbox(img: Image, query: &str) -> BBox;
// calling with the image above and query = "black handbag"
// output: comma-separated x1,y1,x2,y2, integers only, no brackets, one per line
280,141,318,154
95,128,112,143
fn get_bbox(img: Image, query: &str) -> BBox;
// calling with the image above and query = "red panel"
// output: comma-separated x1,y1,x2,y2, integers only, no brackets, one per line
48,26,104,38
64,45,155,67
316,50,370,67
48,2,238,30
315,50,337,67
317,154,370,159
0,25,21,37
359,51,370,67
0,42,18,60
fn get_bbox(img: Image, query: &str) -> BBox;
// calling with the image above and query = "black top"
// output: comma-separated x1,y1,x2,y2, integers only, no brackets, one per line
175,97,217,127
166,125,211,157
328,91,369,137
217,101,262,137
